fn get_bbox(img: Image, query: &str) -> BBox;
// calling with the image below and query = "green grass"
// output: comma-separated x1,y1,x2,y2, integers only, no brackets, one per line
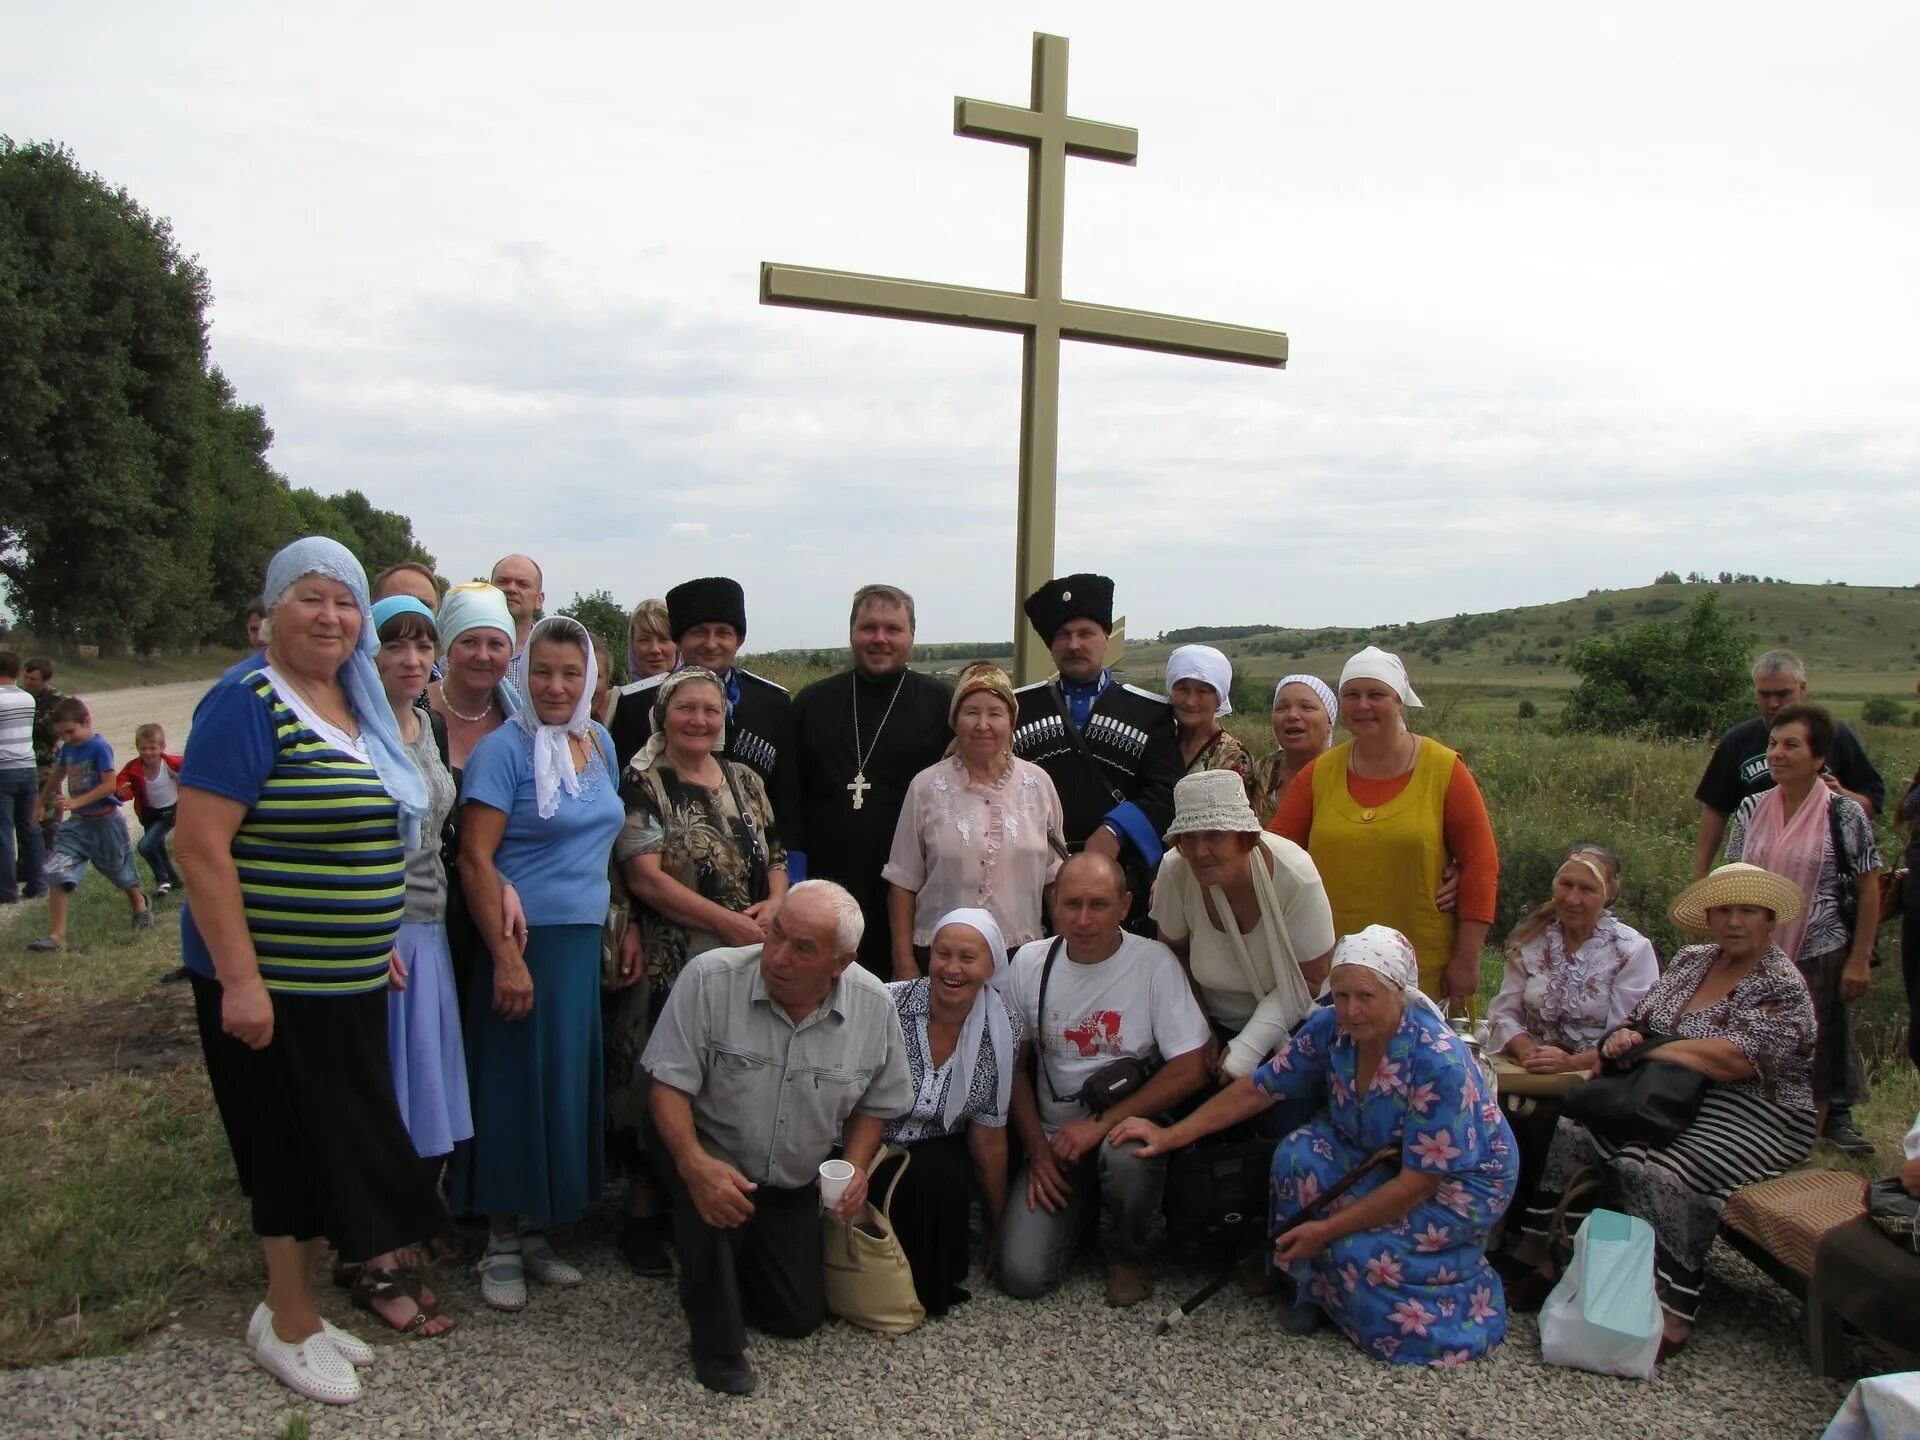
0,641,234,693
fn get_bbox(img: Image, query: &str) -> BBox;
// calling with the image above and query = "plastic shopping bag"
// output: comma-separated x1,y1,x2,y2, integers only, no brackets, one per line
1538,1208,1662,1380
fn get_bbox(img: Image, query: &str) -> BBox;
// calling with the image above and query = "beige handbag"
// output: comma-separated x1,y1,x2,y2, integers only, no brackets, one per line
821,1146,924,1335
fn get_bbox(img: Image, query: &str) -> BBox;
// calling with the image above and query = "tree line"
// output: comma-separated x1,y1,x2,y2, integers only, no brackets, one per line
0,139,431,653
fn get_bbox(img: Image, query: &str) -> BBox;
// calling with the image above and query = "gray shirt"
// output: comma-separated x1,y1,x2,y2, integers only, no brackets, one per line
641,944,914,1189
401,707,457,924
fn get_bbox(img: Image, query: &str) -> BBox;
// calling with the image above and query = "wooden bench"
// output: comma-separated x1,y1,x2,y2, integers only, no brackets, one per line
1720,1169,1920,1376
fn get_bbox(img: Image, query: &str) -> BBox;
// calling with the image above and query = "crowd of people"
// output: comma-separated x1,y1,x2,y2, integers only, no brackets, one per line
5,540,1918,1406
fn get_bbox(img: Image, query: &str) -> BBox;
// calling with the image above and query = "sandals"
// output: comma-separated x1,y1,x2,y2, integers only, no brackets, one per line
477,1238,528,1312
349,1265,455,1338
519,1230,583,1287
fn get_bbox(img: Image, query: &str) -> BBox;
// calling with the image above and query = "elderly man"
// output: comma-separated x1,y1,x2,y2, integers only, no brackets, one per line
999,853,1210,1307
788,585,953,977
488,553,544,651
608,576,797,822
643,879,911,1394
1695,648,1886,1156
1013,574,1183,925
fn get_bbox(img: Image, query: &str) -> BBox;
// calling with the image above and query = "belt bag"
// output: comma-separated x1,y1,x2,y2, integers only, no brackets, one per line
1034,936,1157,1113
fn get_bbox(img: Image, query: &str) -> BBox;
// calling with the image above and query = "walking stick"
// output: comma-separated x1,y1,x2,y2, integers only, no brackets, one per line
1154,1144,1398,1335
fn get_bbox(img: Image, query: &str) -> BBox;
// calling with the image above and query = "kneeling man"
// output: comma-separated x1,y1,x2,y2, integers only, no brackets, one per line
643,879,912,1394
1001,853,1210,1306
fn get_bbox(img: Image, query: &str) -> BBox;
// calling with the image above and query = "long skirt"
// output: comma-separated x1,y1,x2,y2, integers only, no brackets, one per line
873,1133,974,1317
387,920,473,1159
1272,1123,1512,1368
1517,1086,1815,1322
193,975,446,1260
450,924,605,1224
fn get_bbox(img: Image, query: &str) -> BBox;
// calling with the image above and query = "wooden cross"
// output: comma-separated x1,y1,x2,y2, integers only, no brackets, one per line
761,32,1288,684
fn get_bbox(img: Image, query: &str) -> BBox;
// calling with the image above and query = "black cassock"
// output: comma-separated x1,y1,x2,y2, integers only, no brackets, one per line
788,667,953,978
607,667,798,827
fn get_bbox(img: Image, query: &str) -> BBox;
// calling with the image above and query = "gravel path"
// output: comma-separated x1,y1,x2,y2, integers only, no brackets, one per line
0,1232,1863,1440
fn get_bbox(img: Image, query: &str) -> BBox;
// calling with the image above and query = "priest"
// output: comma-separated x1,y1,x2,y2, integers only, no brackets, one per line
607,576,797,823
1012,574,1182,924
787,585,952,978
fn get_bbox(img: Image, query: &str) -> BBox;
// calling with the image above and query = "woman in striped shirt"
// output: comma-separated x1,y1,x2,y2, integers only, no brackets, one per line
177,538,450,1406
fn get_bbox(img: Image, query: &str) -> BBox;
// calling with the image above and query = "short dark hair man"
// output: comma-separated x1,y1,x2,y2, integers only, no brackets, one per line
488,554,544,650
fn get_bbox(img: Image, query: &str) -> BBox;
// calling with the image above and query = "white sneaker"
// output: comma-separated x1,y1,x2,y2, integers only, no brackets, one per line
519,1231,583,1287
250,1321,362,1405
248,1302,374,1366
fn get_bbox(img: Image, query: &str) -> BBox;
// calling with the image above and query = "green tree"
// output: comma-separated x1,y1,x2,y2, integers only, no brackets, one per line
561,589,629,684
1561,592,1752,738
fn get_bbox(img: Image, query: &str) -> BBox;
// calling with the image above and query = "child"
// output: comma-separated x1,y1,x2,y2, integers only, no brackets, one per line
27,697,151,951
114,723,185,896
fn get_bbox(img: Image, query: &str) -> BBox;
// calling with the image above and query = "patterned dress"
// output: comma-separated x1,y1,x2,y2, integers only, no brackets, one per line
1185,728,1255,800
1253,1004,1518,1368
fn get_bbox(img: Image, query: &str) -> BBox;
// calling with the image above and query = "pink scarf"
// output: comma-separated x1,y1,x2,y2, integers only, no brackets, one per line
1740,784,1830,961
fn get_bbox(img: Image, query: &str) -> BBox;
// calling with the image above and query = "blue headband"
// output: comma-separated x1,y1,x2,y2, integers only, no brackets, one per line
371,595,438,635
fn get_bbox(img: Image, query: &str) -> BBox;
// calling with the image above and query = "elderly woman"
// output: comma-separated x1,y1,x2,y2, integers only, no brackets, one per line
175,538,448,1403
452,616,625,1312
1723,703,1882,1137
370,597,473,1178
877,908,1026,1317
883,662,1064,979
606,665,787,1274
1251,674,1337,823
1149,769,1334,1084
1116,926,1517,1367
1513,864,1817,1353
1165,644,1252,787
627,597,677,682
1271,646,1498,1010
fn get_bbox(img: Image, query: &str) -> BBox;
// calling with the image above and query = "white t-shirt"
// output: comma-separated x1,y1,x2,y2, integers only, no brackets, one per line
1002,931,1211,1134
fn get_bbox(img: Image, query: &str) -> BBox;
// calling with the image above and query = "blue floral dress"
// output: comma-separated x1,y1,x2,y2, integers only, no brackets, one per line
1253,1004,1518,1368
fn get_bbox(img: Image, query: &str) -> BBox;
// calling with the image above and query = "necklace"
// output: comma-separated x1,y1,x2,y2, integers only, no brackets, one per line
439,682,495,725
279,670,358,739
848,669,909,811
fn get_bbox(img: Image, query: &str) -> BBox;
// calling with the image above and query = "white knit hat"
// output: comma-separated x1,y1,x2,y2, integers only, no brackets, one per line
1164,769,1262,839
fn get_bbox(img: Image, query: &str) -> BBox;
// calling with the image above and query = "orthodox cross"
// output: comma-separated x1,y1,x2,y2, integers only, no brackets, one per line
846,772,871,810
761,31,1288,684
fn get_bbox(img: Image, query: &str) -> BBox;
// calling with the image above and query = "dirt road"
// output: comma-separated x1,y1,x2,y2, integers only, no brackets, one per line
75,676,218,757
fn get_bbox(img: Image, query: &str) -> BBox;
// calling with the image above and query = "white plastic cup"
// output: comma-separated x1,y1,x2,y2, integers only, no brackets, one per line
818,1158,856,1210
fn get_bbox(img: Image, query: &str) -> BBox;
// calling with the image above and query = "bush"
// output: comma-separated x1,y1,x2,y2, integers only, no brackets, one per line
1561,592,1752,739
1516,699,1538,720
1861,697,1909,727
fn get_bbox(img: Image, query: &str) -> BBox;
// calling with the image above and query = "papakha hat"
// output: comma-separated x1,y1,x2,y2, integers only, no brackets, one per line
665,576,747,642
1023,573,1113,641
1668,862,1804,933
1164,769,1263,840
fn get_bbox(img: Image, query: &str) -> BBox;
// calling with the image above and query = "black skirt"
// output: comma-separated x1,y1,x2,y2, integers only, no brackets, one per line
874,1132,975,1318
193,974,447,1260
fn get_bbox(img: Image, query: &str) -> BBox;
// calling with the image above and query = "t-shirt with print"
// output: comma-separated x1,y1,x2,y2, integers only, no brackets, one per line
1696,715,1886,818
57,735,120,817
1001,931,1211,1135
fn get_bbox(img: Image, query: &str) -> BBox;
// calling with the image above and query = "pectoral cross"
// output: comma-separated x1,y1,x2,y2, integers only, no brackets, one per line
848,771,871,810
761,32,1287,684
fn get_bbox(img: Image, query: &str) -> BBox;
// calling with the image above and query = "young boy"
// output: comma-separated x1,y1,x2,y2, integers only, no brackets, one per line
28,697,151,951
114,723,184,896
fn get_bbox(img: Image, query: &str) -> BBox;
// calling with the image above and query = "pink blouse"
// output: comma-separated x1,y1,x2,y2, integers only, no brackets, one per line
882,755,1064,948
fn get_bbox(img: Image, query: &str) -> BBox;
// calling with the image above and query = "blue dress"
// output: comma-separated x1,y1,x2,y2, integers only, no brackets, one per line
1253,1004,1518,1368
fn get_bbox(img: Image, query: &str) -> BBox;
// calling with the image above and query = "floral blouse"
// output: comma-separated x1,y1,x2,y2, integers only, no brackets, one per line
881,977,1027,1146
1484,914,1660,1057
1187,728,1255,799
1630,944,1816,1112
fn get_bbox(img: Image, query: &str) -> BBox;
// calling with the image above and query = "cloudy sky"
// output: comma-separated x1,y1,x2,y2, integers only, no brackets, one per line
11,2,1917,647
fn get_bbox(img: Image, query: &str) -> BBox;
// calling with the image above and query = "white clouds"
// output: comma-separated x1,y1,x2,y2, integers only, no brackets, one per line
6,2,1916,646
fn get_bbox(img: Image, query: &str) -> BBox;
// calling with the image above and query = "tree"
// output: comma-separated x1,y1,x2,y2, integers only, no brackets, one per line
1562,592,1753,738
561,589,630,684
1654,571,1682,585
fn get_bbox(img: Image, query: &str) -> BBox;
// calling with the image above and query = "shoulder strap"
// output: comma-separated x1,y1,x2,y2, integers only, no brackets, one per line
717,757,772,901
1033,935,1069,1105
869,1144,911,1220
428,708,451,771
1050,682,1126,807
1826,790,1854,882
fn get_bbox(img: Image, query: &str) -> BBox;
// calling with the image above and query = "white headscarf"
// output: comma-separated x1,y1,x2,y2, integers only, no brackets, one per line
930,908,1015,1130
1329,924,1446,1021
1273,674,1338,750
1338,646,1424,708
1165,644,1234,717
504,615,598,819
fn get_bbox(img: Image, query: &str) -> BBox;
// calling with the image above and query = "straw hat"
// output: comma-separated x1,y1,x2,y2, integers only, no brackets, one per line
1164,770,1263,839
1668,862,1804,933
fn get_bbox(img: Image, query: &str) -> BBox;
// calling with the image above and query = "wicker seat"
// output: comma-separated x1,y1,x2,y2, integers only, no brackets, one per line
1722,1169,1866,1279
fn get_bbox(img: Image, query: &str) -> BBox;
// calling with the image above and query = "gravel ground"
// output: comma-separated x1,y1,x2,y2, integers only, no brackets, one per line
0,1232,1866,1440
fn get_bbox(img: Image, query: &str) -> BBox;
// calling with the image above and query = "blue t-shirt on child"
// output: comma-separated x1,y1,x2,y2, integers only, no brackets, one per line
460,720,624,928
58,735,120,817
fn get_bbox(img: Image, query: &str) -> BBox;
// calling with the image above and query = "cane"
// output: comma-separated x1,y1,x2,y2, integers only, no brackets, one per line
1153,1144,1398,1335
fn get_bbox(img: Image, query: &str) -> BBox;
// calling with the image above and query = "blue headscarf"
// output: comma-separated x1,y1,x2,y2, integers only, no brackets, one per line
262,537,429,848
370,595,437,635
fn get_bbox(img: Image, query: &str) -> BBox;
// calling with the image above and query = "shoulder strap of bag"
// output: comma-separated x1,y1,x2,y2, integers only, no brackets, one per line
1034,935,1069,1105
866,1144,912,1222
1826,790,1855,883
1051,682,1126,808
427,707,452,771
716,757,772,902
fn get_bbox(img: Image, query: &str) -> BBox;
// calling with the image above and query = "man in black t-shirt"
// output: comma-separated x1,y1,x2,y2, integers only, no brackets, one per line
1694,649,1884,879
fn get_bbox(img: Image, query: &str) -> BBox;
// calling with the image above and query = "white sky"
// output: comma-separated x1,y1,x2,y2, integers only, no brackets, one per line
10,2,1918,647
